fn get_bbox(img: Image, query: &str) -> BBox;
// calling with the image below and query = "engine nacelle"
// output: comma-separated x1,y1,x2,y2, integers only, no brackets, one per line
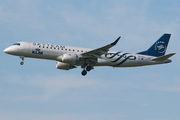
62,54,79,64
56,61,76,70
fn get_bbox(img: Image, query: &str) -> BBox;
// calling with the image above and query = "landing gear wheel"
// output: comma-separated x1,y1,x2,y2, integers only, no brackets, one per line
81,70,87,76
86,66,92,71
20,61,24,65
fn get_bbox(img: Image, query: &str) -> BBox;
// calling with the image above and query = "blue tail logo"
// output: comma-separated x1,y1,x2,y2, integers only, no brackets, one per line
155,41,166,53
138,33,171,57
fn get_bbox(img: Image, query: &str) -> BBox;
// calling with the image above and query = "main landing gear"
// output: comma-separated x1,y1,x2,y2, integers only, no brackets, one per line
81,69,87,76
81,65,92,76
19,56,24,65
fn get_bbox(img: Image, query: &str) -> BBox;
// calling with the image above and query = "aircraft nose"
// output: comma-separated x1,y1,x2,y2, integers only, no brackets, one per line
4,47,11,54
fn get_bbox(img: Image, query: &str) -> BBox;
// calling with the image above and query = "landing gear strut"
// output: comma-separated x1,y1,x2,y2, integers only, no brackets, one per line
20,56,24,65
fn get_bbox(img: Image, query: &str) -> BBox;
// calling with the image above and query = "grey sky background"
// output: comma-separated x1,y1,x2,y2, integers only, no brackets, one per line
0,0,180,120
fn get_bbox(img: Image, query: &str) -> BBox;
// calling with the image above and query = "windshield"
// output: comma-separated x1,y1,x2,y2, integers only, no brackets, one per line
13,43,20,46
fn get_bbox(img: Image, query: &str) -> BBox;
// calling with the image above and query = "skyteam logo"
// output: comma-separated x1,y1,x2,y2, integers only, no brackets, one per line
155,41,166,53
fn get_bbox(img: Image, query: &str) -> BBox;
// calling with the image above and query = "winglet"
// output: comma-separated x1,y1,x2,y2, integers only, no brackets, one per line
111,36,121,45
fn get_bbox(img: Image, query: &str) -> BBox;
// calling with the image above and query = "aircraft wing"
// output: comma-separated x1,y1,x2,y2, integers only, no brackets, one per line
81,37,120,58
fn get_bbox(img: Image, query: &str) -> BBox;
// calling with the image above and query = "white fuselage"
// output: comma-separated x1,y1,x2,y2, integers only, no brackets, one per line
4,41,170,67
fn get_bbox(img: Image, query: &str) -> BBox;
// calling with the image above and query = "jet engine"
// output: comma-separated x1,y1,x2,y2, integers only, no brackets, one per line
56,61,76,70
62,53,79,64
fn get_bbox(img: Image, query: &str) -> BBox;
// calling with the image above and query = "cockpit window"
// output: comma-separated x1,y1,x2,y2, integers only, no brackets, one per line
13,43,21,46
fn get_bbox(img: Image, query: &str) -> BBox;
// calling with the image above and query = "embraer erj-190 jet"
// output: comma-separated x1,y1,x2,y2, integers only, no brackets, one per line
4,34,175,76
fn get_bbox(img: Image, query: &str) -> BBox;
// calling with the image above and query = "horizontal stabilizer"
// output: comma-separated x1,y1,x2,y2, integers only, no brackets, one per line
151,53,176,61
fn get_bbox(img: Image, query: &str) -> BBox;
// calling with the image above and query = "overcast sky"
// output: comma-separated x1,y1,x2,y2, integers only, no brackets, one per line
0,0,180,120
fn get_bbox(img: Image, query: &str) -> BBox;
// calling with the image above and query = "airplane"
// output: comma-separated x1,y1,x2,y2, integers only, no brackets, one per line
4,33,175,76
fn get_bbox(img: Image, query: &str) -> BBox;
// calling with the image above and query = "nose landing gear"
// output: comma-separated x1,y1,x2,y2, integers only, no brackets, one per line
19,56,24,65
20,61,24,65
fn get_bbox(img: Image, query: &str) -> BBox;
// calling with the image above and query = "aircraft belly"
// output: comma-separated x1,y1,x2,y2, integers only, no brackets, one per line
95,58,111,66
113,60,136,67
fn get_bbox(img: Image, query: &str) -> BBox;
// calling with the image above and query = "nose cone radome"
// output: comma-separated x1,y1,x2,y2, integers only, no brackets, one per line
4,47,11,54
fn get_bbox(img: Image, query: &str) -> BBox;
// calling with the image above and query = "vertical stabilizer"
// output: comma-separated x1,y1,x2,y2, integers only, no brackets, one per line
138,34,171,57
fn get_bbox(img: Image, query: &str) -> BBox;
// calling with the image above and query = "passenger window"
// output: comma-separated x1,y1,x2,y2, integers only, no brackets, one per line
77,50,79,52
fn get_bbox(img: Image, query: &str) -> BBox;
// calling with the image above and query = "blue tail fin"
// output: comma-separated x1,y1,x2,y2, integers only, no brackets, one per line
138,34,171,57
